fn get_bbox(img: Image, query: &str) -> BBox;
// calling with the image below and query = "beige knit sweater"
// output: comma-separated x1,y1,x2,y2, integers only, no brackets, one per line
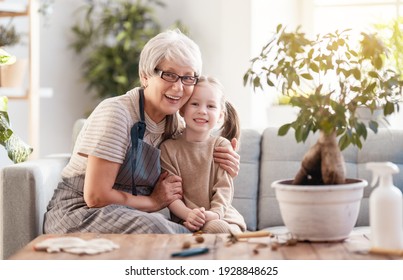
160,134,246,231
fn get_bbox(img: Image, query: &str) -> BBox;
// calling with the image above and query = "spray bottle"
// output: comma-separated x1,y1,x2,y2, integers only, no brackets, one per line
366,161,403,250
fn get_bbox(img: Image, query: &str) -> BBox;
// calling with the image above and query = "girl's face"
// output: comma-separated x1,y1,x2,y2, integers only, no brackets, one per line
143,60,196,123
181,83,224,136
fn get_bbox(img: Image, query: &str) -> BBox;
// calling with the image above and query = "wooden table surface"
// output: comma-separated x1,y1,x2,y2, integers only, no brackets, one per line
8,227,403,260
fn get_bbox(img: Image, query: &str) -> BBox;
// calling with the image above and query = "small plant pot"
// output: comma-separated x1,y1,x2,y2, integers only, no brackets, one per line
272,179,368,242
0,58,27,87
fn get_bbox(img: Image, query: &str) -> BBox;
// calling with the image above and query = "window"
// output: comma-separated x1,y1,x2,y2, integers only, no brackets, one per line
311,0,403,34
249,0,403,129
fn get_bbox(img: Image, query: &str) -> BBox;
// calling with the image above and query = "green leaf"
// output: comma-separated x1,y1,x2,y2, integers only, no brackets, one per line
352,68,361,80
368,120,378,133
350,86,361,92
0,49,16,66
356,122,367,140
253,76,261,89
374,56,383,69
278,123,291,136
0,96,8,112
0,102,33,162
295,126,304,142
368,71,379,78
309,63,319,73
114,75,128,85
266,77,275,87
384,102,395,115
4,134,33,164
243,72,250,86
116,31,126,42
339,134,350,151
364,82,376,94
301,73,313,80
276,24,283,33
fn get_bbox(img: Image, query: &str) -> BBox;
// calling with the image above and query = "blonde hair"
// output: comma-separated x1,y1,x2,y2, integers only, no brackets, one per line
196,76,241,142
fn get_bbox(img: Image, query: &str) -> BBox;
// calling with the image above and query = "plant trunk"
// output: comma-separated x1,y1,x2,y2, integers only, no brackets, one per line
293,131,346,185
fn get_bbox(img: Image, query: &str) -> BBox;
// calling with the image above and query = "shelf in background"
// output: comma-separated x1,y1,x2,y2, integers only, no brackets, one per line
0,1,28,16
1,0,42,159
0,87,53,99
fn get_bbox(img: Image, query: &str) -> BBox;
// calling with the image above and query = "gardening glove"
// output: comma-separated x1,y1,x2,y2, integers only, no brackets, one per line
34,237,119,255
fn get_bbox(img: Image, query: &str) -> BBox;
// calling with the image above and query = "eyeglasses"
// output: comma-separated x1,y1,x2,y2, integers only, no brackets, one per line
155,69,198,86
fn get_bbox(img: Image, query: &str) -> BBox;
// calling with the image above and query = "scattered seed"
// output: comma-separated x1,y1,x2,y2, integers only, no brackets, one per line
286,238,298,246
182,241,191,249
256,243,268,249
195,236,204,243
271,242,279,251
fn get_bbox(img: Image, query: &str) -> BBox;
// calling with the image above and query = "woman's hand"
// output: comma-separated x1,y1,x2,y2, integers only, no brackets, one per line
150,172,183,210
183,207,206,231
213,138,240,177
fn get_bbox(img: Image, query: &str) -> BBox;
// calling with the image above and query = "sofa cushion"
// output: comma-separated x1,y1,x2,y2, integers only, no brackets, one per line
232,129,261,231
0,155,70,259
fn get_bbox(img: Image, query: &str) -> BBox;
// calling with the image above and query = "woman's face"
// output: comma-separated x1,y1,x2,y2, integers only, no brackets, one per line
143,60,196,123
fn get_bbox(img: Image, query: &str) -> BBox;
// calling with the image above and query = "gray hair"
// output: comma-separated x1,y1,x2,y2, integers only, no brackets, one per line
139,29,202,86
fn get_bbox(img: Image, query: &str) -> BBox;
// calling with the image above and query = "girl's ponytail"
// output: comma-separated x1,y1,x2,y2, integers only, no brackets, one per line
220,101,241,143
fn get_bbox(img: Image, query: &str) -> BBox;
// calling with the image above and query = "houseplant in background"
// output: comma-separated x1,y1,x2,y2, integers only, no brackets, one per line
0,0,54,87
0,20,22,48
0,46,16,66
373,16,403,79
0,18,27,87
0,49,33,163
70,0,166,102
244,24,403,241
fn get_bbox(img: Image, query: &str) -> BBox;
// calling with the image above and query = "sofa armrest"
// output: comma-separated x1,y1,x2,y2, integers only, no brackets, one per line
0,154,70,259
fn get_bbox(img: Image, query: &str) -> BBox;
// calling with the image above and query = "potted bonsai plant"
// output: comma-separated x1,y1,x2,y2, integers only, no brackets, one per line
244,24,403,241
0,49,33,163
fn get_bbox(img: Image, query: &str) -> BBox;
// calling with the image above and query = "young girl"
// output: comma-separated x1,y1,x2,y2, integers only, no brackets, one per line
160,76,246,234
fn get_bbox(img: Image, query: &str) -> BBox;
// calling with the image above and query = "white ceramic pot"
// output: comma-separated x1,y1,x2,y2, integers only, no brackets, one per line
272,179,368,242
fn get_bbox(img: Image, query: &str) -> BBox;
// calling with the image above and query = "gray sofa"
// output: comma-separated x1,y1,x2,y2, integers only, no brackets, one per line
1,120,403,259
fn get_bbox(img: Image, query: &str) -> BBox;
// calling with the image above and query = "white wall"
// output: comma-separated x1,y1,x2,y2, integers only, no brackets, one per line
156,0,254,129
0,0,299,167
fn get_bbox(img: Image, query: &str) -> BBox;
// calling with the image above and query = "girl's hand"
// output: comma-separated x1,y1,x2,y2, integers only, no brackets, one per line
213,138,240,177
183,207,206,231
150,172,183,211
204,210,219,222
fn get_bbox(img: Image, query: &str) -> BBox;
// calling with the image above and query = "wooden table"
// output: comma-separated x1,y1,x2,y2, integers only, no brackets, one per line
8,227,403,260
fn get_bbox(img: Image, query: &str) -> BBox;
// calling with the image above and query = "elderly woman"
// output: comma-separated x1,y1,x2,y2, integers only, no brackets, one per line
43,29,240,234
